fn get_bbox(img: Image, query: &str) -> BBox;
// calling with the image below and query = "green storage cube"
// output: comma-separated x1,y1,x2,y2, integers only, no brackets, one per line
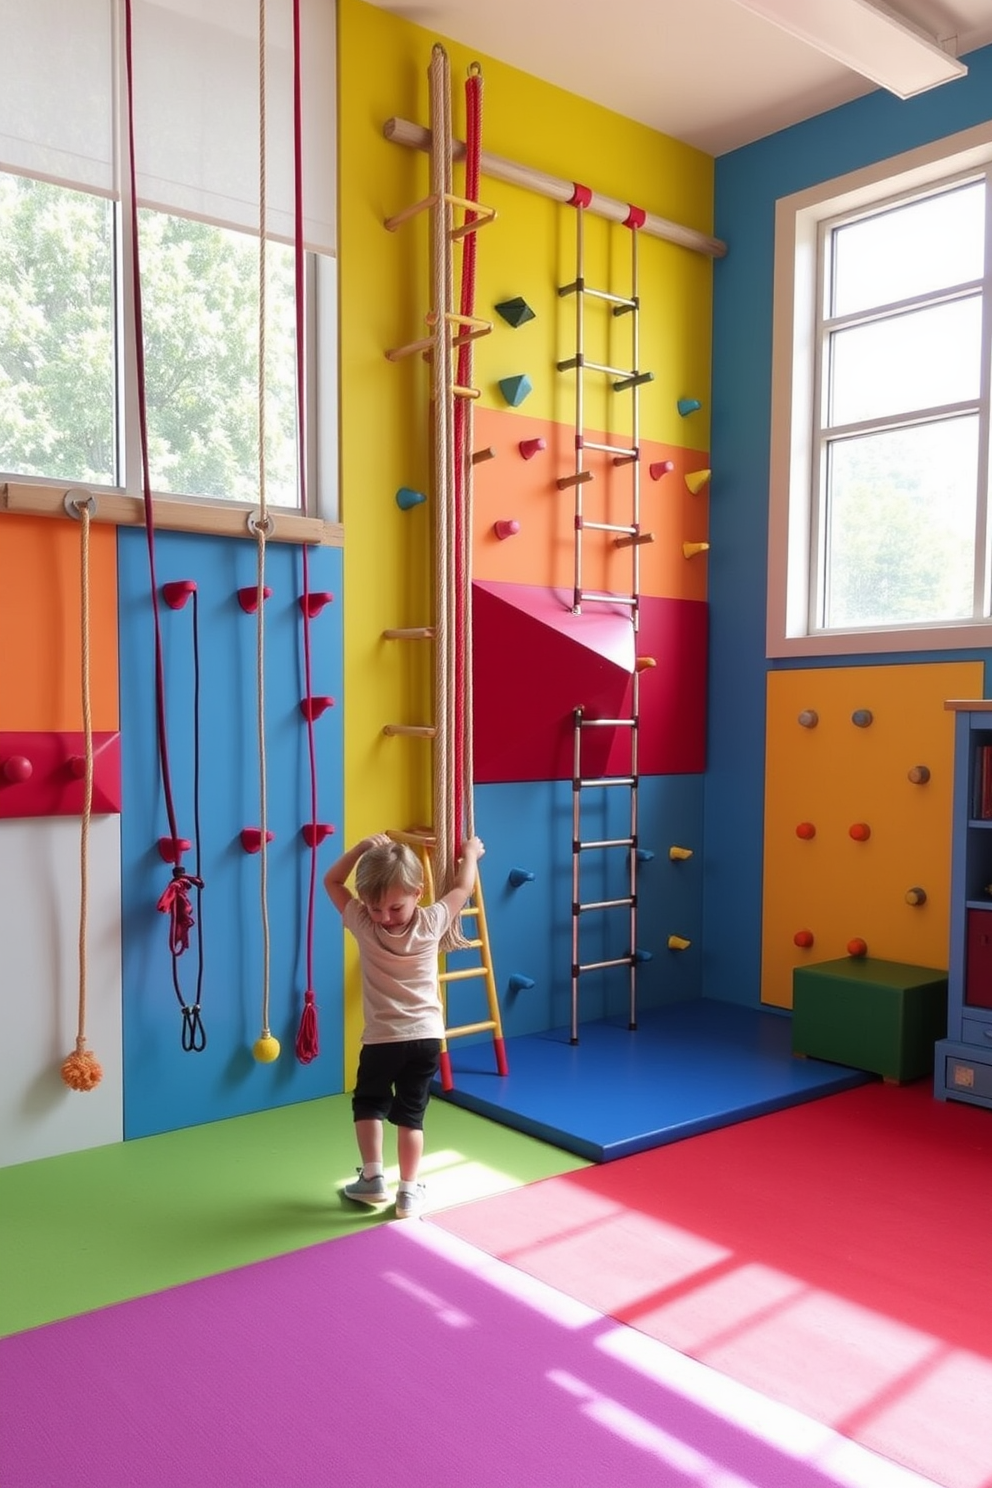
792,958,948,1082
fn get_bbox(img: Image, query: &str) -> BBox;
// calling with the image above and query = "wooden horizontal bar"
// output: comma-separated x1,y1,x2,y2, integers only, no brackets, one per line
382,724,436,738
381,627,435,640
2,482,341,547
384,117,727,259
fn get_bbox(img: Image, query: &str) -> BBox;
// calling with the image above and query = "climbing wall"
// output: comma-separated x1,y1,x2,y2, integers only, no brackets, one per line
761,660,983,1009
118,529,344,1139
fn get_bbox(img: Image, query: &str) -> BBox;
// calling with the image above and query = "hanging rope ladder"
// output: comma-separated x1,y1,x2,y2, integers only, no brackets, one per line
383,47,507,1089
559,202,653,1043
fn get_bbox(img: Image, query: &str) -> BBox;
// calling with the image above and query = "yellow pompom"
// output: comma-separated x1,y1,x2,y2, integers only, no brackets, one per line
253,1034,280,1063
61,1048,103,1092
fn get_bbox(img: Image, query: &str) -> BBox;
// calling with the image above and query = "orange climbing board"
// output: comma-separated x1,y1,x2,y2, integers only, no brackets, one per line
0,514,119,731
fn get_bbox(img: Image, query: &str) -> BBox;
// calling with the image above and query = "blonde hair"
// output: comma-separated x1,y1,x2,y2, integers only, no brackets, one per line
355,841,424,904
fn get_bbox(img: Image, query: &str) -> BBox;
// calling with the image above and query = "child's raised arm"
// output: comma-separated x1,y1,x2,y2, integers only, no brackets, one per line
323,833,390,914
439,835,485,918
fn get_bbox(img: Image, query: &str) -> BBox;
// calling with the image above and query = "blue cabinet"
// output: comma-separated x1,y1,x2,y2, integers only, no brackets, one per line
935,702,992,1109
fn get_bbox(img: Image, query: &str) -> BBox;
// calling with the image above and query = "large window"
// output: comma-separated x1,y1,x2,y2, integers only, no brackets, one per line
0,0,337,517
768,124,992,656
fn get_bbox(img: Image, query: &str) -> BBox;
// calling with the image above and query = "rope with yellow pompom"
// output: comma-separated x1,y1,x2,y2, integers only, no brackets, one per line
61,494,103,1093
251,0,278,1066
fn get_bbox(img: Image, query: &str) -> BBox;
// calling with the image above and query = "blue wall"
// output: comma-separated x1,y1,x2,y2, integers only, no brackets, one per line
118,529,344,1137
465,773,705,1038
707,44,992,1008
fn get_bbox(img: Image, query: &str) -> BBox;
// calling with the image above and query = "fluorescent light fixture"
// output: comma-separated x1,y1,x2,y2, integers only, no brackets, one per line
731,0,967,98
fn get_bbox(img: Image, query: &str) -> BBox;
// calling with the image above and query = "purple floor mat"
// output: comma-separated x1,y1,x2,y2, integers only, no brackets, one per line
0,1221,934,1488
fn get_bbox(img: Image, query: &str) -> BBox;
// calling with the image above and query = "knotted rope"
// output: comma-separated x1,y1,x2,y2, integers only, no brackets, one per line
252,0,276,1063
428,49,483,951
61,499,103,1092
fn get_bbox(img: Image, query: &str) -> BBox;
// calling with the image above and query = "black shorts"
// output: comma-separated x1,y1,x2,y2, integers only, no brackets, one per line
351,1038,442,1131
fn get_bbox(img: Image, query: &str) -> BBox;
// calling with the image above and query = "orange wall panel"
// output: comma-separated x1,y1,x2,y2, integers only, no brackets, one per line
761,661,982,1008
0,516,119,731
471,406,708,602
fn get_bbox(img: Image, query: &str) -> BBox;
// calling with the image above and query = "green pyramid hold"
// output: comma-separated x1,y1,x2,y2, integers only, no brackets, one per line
495,296,536,328
499,373,533,407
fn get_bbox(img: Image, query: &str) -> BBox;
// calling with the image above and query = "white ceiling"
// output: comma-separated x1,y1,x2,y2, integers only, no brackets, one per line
367,0,992,154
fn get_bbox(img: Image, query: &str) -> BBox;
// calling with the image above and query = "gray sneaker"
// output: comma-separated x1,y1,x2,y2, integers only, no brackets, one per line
342,1169,389,1206
394,1183,426,1219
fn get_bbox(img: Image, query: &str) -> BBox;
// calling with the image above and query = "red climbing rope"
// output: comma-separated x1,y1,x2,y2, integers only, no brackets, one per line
124,0,206,1049
450,66,483,856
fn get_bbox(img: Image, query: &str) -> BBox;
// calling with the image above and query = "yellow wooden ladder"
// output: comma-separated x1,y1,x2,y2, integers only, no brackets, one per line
390,828,507,1090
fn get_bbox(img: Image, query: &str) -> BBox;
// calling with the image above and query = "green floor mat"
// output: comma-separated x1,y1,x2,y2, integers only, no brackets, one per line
1,1095,587,1337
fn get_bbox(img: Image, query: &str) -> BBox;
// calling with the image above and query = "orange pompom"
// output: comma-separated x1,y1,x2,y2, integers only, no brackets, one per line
61,1047,103,1092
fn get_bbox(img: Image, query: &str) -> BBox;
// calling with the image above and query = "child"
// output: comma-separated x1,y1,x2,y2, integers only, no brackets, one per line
324,830,485,1219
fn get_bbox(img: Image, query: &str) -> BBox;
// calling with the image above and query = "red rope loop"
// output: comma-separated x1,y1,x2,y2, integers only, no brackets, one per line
156,870,204,957
569,183,592,208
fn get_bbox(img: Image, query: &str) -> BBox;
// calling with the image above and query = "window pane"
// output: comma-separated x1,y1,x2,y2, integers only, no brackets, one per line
138,212,298,506
822,418,978,629
829,297,981,427
831,182,985,316
0,173,115,484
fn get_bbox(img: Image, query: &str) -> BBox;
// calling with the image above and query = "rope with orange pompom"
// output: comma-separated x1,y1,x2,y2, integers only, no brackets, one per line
61,493,103,1093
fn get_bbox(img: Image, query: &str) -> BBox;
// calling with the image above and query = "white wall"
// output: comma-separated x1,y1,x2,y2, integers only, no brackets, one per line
0,816,122,1167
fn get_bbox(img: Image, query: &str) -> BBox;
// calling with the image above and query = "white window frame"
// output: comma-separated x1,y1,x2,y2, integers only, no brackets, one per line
0,0,338,530
768,120,992,657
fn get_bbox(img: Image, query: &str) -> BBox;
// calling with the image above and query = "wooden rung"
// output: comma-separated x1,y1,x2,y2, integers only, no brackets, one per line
381,627,435,640
556,471,595,490
614,531,656,549
472,446,496,465
382,724,436,738
439,966,489,984
385,335,432,362
446,196,497,239
444,311,493,332
384,192,439,232
388,827,437,849
421,328,492,362
445,1019,498,1039
452,384,481,400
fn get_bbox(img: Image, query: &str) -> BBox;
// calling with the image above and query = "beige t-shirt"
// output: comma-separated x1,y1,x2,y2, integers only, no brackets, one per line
343,899,450,1043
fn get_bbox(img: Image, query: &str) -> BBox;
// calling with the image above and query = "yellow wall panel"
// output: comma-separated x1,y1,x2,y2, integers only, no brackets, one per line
339,0,714,1069
761,662,983,1008
0,515,119,732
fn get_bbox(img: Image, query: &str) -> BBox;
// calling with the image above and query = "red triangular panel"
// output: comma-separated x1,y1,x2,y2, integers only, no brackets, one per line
473,582,633,783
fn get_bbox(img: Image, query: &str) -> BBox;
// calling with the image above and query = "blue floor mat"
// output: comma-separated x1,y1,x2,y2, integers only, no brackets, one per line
434,998,871,1161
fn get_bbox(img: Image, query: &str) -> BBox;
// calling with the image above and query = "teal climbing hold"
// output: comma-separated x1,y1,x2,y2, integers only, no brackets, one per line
396,486,427,510
495,296,536,328
499,374,533,407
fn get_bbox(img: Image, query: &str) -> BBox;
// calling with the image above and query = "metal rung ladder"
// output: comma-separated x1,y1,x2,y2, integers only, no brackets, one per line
558,204,650,1042
390,829,507,1091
